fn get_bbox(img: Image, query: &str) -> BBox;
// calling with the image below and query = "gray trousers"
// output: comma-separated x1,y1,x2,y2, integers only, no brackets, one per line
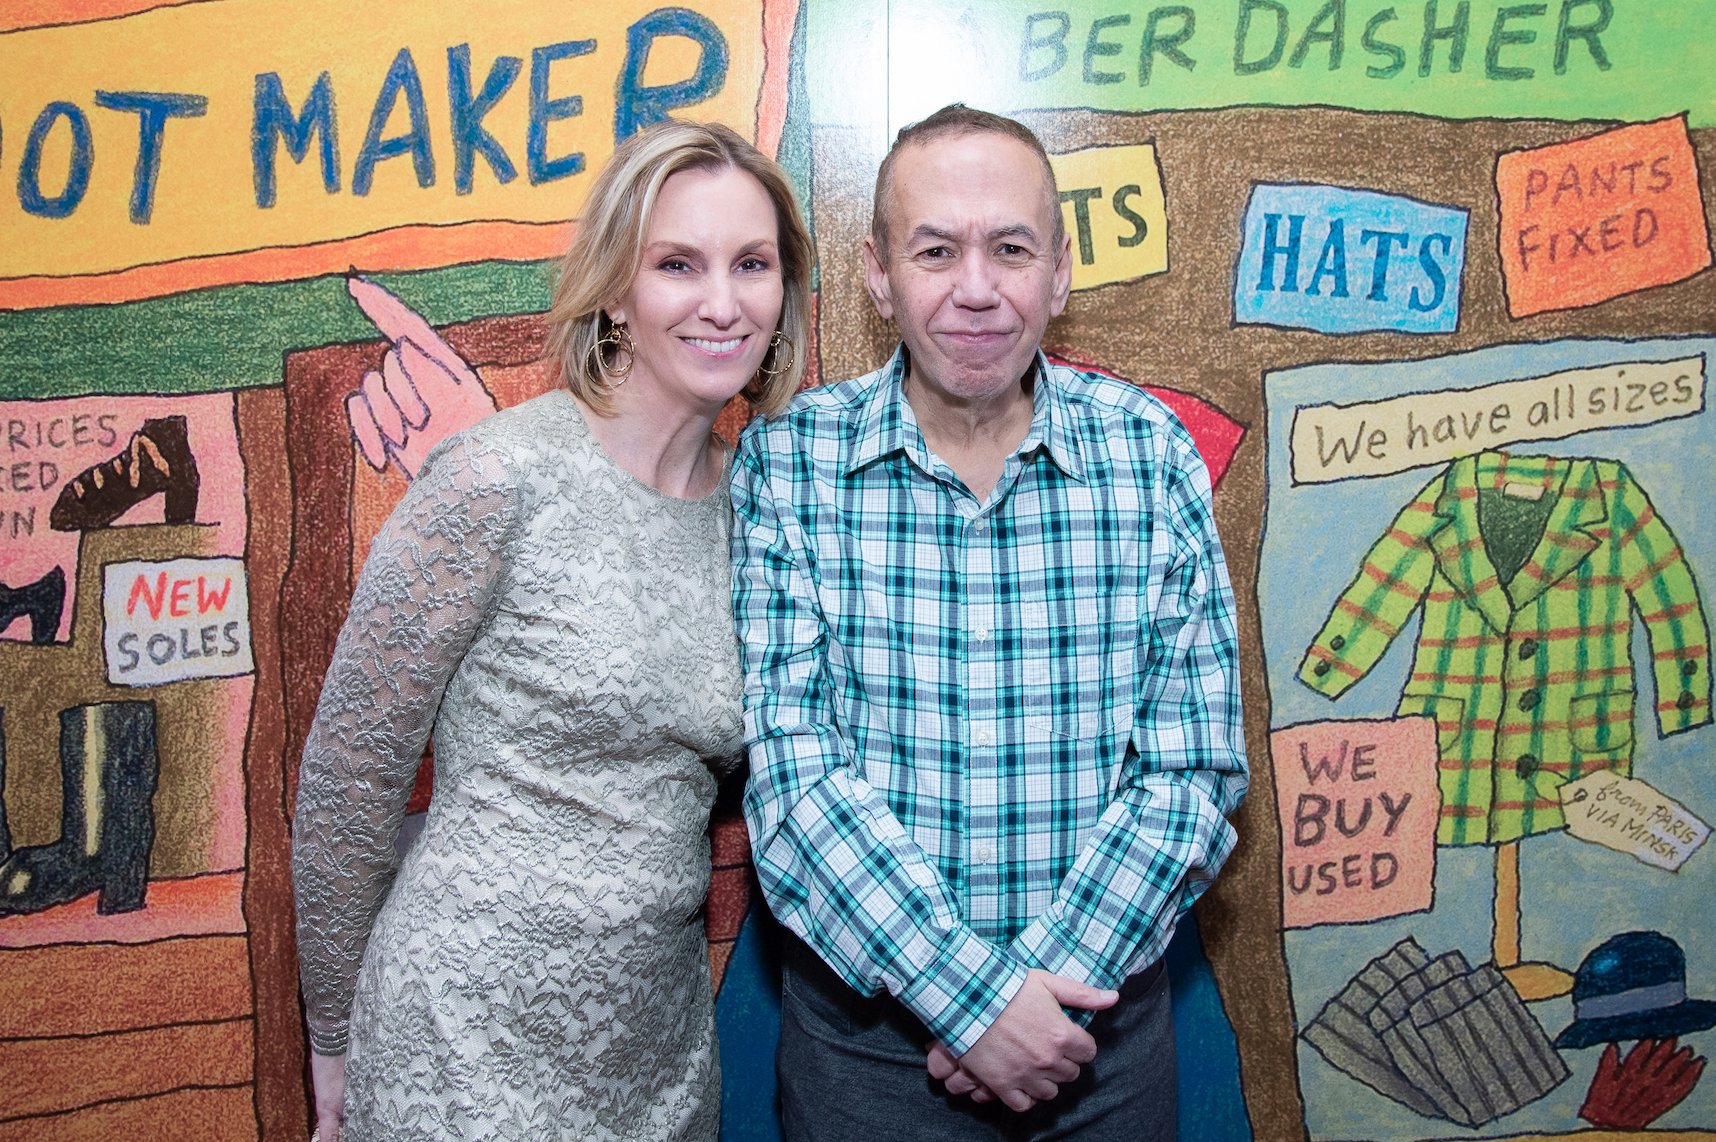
777,938,1176,1141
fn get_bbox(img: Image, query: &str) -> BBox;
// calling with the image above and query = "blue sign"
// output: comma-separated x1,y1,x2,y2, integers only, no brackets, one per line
1234,183,1468,335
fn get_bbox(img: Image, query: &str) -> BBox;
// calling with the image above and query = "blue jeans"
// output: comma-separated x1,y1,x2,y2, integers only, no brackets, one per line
777,937,1177,1141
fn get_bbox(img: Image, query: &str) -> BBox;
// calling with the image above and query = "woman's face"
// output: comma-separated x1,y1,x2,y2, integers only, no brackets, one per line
607,165,785,414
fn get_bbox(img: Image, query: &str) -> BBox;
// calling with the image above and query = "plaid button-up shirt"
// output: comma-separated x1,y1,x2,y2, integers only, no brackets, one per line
731,348,1248,1054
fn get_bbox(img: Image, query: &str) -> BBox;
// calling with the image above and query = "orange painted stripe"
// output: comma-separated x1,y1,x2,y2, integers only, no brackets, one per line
1,1019,252,1122
1304,647,1364,680
1360,561,1427,601
0,936,252,1038
1383,526,1427,548
755,0,798,158
1411,668,1634,690
1656,644,1709,661
0,221,572,310
1638,599,1705,623
0,1083,258,1142
0,0,193,32
1417,625,1631,649
1335,596,1401,637
1613,501,1659,549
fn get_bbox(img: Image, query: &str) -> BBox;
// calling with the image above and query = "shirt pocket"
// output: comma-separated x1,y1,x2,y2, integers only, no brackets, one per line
1570,690,1633,755
1396,693,1465,755
1022,601,1124,746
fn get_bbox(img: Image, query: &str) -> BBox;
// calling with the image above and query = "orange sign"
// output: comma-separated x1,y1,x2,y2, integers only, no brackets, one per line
1274,717,1441,929
1496,115,1712,318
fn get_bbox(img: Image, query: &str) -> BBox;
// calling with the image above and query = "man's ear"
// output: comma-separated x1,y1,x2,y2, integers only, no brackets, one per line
1049,229,1072,319
862,236,895,321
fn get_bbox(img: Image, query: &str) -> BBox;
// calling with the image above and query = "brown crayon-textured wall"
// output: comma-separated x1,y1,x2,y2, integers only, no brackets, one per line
1,2,1712,1139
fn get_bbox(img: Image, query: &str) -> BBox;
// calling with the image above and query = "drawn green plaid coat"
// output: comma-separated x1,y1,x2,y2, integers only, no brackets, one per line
1299,452,1711,845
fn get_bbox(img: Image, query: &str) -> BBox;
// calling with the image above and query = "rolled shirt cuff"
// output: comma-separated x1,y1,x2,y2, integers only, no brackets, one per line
898,928,1030,1056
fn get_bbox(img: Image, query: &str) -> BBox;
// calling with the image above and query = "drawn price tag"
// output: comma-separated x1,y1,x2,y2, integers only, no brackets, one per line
1559,771,1709,872
103,556,254,687
1273,717,1441,928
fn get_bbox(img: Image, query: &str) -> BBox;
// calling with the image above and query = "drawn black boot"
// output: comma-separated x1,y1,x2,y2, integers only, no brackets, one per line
0,566,64,644
50,415,200,530
0,701,160,916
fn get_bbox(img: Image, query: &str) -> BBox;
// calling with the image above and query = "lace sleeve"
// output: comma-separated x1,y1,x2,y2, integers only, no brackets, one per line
291,430,521,1055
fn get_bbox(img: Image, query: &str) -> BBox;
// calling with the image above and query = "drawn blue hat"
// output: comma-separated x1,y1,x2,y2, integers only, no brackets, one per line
1554,931,1716,1050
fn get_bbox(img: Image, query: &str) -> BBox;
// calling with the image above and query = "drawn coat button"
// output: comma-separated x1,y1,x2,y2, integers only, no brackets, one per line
1684,660,1700,676
1518,689,1540,712
1517,754,1539,778
1329,635,1346,650
1314,661,1331,676
1679,692,1696,710
1518,639,1538,659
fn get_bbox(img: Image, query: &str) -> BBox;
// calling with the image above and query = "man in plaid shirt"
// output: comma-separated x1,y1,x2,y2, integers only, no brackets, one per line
731,105,1248,1138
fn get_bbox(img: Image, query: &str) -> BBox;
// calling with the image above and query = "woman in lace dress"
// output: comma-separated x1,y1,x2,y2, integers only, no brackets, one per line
292,121,812,1141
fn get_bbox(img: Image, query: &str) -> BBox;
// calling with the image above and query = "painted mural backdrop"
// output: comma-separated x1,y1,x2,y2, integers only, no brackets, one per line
1,2,1711,1139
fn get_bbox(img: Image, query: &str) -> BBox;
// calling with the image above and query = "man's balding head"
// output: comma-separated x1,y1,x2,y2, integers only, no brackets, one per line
871,104,1063,259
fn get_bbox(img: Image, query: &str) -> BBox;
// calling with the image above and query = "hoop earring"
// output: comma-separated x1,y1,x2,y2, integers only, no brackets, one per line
754,330,797,381
586,321,634,387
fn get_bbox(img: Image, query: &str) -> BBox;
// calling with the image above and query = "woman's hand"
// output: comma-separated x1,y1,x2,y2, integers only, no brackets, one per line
309,1050,348,1141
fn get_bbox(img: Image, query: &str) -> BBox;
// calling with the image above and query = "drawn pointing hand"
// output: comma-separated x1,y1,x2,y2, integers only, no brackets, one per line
1579,1037,1706,1130
344,274,498,480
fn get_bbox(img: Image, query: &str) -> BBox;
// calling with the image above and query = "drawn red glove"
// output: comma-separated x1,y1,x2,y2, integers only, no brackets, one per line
1579,1037,1706,1129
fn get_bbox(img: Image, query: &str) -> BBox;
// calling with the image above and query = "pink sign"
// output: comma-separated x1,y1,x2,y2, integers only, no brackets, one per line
1274,717,1441,929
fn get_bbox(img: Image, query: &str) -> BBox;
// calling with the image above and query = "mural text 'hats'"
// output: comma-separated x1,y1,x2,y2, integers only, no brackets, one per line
1554,931,1716,1050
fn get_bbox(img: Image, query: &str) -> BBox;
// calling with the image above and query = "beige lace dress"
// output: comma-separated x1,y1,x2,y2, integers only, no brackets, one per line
292,390,741,1140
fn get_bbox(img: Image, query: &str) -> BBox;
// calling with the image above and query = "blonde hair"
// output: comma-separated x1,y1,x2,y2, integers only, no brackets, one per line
545,121,813,417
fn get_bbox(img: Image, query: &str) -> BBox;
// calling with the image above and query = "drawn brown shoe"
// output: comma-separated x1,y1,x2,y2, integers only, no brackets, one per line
50,415,200,531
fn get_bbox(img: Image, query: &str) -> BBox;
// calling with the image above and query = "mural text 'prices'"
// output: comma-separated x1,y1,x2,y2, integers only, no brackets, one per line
103,557,254,687
1049,144,1168,292
1274,717,1441,928
1559,771,1710,872
1235,183,1467,335
1497,115,1712,318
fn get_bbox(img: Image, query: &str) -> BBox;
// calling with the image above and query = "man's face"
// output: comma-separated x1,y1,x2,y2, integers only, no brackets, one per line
864,132,1071,407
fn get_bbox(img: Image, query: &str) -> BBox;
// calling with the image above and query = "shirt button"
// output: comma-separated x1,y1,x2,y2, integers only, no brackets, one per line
975,728,994,746
974,627,991,642
1518,689,1540,712
975,844,994,862
972,517,988,533
1518,639,1538,659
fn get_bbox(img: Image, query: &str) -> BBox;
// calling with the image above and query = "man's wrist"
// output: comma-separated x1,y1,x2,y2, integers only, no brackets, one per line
1011,914,1110,986
898,928,1030,1055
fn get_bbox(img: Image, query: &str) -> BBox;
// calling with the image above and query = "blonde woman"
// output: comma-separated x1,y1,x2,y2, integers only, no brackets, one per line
292,120,812,1141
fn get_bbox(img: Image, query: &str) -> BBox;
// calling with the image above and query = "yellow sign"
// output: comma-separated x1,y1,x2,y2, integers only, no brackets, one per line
0,0,763,279
1289,356,1707,485
1050,144,1167,293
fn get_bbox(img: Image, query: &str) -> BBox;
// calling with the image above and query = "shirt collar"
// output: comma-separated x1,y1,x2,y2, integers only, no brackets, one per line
843,347,1087,483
